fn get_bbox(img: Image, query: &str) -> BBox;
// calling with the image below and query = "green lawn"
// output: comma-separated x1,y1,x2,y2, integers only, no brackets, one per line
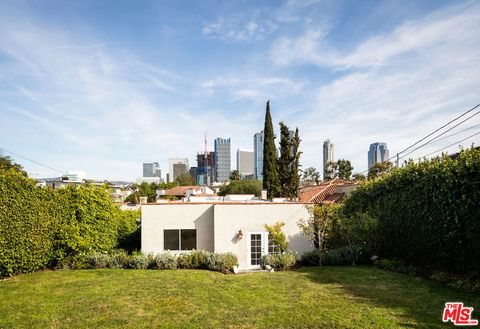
0,267,478,328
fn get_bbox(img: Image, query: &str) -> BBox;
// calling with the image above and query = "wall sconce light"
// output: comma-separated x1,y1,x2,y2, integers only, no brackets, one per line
237,229,243,240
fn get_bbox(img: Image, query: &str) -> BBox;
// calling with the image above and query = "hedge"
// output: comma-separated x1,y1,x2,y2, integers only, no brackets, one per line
0,168,139,277
342,147,480,275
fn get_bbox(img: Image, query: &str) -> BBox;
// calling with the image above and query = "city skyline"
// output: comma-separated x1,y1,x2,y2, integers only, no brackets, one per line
1,1,479,181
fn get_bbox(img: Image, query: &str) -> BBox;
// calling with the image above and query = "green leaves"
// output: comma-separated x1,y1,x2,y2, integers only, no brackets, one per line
342,147,480,275
0,169,139,277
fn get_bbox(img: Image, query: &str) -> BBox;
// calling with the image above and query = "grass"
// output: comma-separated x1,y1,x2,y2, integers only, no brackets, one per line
0,266,479,328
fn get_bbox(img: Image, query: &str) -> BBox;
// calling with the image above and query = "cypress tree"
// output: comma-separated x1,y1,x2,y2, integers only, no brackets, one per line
262,100,280,198
290,127,302,198
278,122,292,197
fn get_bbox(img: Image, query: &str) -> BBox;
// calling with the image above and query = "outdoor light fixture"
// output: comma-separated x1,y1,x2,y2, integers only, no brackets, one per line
237,229,243,240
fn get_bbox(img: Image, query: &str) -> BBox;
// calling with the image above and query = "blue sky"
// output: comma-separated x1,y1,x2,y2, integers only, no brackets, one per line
1,0,479,181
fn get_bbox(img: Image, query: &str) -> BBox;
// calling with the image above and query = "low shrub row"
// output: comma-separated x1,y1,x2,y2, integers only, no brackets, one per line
260,251,297,271
299,246,371,267
58,250,238,274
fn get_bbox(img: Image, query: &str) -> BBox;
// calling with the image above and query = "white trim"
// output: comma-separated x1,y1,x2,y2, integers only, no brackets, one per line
247,231,269,269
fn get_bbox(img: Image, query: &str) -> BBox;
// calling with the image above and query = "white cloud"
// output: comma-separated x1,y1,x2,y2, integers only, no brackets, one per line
285,3,480,174
202,15,277,42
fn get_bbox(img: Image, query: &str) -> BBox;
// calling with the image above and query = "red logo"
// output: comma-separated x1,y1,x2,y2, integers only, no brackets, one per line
443,302,478,326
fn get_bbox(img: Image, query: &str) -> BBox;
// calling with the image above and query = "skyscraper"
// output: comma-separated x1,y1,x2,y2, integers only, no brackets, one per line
197,151,215,185
253,131,264,180
214,137,231,182
169,158,189,182
368,142,389,169
323,140,334,180
143,162,160,178
236,148,254,177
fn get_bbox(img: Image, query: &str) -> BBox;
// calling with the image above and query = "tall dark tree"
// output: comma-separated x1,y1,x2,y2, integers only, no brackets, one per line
262,100,280,198
278,122,292,196
290,127,302,198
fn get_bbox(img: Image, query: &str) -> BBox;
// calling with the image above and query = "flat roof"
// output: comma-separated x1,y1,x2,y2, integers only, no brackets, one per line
143,201,311,205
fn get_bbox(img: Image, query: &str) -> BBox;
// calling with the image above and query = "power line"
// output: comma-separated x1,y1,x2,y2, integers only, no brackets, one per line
414,131,480,160
426,123,480,144
389,103,480,161
398,108,480,161
0,146,65,175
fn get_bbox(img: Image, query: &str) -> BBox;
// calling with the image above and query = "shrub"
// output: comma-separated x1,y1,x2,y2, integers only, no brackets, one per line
299,246,370,267
152,253,177,270
206,252,238,273
86,252,110,269
108,249,130,269
128,252,150,269
376,258,415,275
299,250,323,266
260,251,296,271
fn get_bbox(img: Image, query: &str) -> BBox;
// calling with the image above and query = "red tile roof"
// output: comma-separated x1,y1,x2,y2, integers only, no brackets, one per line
163,186,200,196
299,178,358,204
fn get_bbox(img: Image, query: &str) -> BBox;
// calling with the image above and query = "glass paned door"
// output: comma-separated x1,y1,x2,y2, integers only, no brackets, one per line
248,232,268,268
250,233,262,266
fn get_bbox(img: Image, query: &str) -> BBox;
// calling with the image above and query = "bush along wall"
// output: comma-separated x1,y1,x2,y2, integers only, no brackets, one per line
0,168,139,277
342,147,480,276
58,250,239,274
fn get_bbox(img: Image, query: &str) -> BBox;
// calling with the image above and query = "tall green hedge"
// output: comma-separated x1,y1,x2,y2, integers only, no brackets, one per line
343,147,480,275
0,168,139,277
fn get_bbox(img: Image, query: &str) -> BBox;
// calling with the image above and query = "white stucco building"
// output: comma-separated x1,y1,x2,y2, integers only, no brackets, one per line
141,202,313,270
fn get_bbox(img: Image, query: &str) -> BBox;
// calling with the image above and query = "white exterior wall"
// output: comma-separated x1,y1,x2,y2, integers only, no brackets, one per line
141,204,214,254
213,204,312,270
141,203,314,270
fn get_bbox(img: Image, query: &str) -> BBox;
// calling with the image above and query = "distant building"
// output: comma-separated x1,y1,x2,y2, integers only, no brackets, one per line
254,131,264,180
368,142,389,169
169,158,189,182
237,148,254,177
323,140,334,180
197,152,215,185
37,170,86,189
172,163,188,182
143,162,160,178
214,137,231,183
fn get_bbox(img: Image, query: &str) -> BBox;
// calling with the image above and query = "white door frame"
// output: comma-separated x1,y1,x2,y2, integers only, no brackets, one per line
247,231,269,269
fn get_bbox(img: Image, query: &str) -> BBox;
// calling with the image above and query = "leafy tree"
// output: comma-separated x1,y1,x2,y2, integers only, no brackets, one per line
229,170,240,181
0,155,27,176
324,161,336,181
298,204,339,265
302,167,320,186
262,100,281,198
176,173,195,186
264,221,288,253
218,180,262,197
336,159,353,180
352,172,366,181
368,161,393,179
278,122,292,197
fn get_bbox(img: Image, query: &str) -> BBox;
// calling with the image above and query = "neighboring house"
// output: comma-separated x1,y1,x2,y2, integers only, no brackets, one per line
299,178,358,204
158,185,216,200
141,202,313,270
